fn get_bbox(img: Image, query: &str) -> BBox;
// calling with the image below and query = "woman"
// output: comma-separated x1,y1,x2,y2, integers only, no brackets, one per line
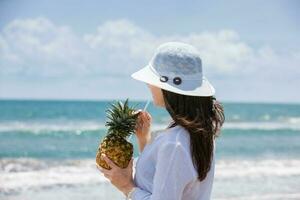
98,42,225,200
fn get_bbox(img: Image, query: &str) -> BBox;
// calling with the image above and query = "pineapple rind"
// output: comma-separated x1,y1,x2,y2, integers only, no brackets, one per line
96,99,138,170
96,134,133,169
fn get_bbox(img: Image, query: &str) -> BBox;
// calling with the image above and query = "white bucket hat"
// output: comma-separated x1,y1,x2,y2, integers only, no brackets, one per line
131,41,215,96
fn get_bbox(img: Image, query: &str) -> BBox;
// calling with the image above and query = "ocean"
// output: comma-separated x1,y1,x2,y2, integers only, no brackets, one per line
0,100,299,200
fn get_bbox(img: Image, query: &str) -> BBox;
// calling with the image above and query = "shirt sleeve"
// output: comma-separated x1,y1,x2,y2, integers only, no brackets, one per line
131,142,197,200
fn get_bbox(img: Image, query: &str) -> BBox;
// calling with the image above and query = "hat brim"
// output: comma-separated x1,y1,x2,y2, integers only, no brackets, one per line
131,64,215,96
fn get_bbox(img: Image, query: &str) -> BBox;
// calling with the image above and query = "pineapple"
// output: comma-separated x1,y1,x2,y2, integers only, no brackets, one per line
96,98,139,169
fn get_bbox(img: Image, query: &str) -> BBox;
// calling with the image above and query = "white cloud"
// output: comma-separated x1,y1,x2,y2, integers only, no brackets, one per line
0,17,259,77
0,17,90,77
0,17,299,102
82,19,159,75
169,30,255,73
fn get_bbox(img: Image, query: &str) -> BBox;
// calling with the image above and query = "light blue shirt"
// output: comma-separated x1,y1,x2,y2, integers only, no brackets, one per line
132,124,216,200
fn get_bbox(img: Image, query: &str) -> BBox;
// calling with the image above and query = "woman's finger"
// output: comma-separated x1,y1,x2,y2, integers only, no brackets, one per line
135,121,142,131
145,112,152,120
103,173,110,179
141,114,151,126
96,164,112,180
140,112,149,123
96,163,111,174
128,157,133,168
101,154,118,169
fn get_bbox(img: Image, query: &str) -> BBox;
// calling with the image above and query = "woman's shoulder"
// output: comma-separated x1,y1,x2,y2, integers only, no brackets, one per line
153,125,191,152
160,124,189,139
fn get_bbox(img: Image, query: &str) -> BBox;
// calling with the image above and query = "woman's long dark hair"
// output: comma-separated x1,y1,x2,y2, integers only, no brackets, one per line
161,89,225,181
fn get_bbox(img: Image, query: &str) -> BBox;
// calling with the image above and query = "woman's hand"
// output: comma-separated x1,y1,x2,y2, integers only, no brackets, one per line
97,153,136,196
134,110,152,152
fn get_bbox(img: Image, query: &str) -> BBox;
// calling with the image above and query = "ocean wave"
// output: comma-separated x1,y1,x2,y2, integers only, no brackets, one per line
215,193,300,200
0,158,111,194
0,121,170,134
281,116,300,124
223,121,300,131
1,158,299,194
0,120,300,134
215,159,300,178
0,121,106,134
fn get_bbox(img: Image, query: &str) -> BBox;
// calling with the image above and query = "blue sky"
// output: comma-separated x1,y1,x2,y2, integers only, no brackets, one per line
0,0,299,103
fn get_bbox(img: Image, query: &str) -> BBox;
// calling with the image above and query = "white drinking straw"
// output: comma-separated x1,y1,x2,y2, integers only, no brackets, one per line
128,100,151,142
143,99,151,112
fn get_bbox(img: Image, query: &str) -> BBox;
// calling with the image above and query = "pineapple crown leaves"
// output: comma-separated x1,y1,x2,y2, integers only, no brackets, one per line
105,98,140,138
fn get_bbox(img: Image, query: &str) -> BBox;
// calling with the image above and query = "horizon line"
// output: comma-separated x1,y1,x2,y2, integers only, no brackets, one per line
0,98,299,106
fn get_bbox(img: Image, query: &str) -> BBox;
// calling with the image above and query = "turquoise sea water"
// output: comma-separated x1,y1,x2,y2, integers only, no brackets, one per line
0,100,300,200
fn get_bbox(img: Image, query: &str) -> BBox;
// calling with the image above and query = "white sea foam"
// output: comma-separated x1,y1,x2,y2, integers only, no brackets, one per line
215,159,300,178
215,193,300,200
0,121,106,134
1,158,299,194
0,158,114,194
0,117,300,134
0,121,169,133
223,121,300,131
283,116,300,124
